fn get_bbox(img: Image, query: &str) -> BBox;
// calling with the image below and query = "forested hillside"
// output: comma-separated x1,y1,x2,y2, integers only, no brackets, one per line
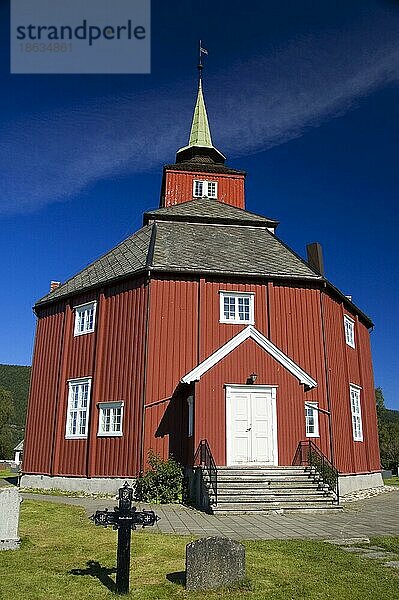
376,388,399,471
0,364,31,428
0,364,31,457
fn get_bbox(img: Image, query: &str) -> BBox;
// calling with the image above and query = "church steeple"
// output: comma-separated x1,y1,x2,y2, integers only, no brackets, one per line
187,79,213,148
176,59,226,165
160,48,246,210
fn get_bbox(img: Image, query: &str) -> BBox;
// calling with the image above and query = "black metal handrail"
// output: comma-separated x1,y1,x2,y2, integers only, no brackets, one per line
293,440,339,503
194,439,217,506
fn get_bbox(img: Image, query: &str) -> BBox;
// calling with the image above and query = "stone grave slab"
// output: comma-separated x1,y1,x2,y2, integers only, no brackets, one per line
186,536,245,591
341,547,374,553
325,537,370,546
384,561,399,569
0,487,22,550
363,551,398,560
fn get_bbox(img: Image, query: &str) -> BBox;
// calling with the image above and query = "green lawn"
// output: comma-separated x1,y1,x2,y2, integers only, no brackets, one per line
0,469,16,479
0,500,397,600
384,476,399,487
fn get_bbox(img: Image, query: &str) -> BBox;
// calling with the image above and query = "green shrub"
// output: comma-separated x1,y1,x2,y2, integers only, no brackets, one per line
135,451,183,503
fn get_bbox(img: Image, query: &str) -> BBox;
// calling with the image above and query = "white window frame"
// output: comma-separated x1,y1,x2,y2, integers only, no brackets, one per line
193,179,218,199
350,384,363,441
74,301,97,336
187,396,194,438
344,315,355,348
305,402,319,438
97,401,124,437
219,291,255,325
65,377,92,439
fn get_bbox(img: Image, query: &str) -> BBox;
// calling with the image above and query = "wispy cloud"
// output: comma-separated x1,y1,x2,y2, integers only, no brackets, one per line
1,9,398,215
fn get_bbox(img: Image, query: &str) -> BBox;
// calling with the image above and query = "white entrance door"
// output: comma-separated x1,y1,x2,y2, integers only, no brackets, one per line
226,385,277,465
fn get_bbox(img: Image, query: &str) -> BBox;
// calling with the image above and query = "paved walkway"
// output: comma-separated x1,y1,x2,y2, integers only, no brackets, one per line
21,489,399,541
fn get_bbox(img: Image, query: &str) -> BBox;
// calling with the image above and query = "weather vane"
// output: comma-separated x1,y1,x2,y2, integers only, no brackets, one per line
198,39,208,79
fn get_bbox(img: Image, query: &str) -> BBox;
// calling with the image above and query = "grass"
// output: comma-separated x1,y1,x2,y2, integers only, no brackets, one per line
0,500,397,600
0,469,17,479
20,487,115,499
384,476,399,487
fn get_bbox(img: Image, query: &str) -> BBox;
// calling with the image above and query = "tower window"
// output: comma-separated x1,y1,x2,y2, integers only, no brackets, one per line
219,291,255,324
193,180,218,199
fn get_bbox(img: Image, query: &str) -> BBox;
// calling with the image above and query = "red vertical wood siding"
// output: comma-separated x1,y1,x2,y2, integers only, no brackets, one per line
143,276,199,464
322,293,380,474
25,272,378,479
89,279,148,477
55,291,99,476
268,283,330,458
357,320,381,471
23,303,66,474
25,279,148,478
163,170,245,209
142,276,378,474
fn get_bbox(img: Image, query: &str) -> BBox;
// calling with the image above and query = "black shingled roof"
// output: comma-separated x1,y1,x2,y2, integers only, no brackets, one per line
164,162,246,176
37,225,154,305
144,198,279,227
151,221,318,278
35,201,373,327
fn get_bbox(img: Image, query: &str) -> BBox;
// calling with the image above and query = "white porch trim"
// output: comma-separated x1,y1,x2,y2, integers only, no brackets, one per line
180,325,317,389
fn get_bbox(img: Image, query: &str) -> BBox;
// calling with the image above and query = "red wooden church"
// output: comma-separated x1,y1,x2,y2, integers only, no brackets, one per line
22,72,382,508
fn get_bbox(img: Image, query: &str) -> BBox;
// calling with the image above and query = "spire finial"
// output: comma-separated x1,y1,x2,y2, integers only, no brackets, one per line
198,40,208,82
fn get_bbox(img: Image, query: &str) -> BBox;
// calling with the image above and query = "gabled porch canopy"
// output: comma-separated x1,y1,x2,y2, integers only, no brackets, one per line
181,325,317,389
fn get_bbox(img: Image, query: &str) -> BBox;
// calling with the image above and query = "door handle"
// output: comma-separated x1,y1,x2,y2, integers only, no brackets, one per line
246,427,252,432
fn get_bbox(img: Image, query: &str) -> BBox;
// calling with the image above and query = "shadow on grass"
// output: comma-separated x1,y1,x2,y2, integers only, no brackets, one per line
166,571,186,587
70,560,117,592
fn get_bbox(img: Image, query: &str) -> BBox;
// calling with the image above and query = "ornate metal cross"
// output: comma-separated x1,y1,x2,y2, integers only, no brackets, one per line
91,481,159,595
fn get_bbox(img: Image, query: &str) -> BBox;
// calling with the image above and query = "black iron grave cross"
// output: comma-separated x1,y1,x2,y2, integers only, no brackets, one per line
91,481,159,595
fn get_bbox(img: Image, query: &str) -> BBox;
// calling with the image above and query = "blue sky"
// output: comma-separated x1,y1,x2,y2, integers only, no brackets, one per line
0,1,398,409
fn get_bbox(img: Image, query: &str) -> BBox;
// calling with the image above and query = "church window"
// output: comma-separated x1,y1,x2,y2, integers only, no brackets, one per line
98,401,124,436
65,378,92,438
193,179,218,198
74,301,97,336
219,291,254,324
344,315,355,348
305,402,319,437
187,396,194,437
350,385,363,441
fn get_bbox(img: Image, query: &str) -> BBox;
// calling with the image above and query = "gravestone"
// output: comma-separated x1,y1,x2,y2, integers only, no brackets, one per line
186,536,245,591
0,487,22,550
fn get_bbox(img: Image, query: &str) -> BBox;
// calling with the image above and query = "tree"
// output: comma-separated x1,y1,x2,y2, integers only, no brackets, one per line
376,387,399,471
0,387,15,459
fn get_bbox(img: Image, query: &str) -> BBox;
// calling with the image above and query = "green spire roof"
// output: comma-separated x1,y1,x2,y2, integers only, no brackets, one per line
188,80,213,148
176,78,226,164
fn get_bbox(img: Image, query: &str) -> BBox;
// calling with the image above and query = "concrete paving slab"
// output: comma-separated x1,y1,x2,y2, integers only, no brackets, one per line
20,489,399,541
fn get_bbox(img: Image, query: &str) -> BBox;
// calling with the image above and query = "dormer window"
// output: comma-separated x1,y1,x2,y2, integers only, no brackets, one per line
193,180,217,199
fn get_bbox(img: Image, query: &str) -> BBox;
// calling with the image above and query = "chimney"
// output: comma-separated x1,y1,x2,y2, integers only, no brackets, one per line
50,281,61,292
306,242,325,276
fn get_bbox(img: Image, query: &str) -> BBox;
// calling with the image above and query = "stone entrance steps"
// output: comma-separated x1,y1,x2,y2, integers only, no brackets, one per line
204,466,340,514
